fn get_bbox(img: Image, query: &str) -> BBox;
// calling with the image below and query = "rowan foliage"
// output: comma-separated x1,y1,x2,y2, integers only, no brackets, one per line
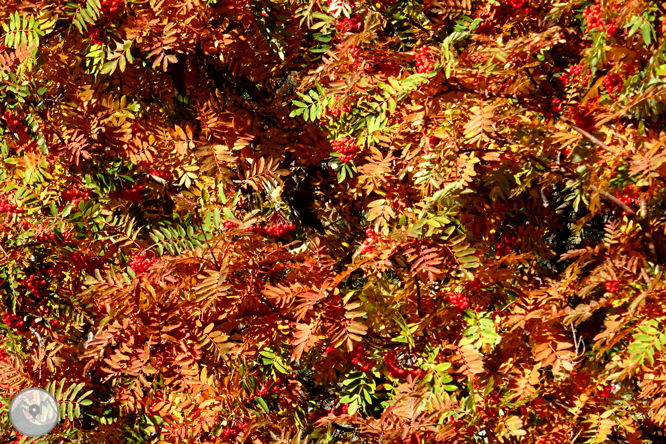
1,0,666,443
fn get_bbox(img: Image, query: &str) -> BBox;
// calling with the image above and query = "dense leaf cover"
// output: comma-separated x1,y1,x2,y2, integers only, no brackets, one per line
1,0,666,442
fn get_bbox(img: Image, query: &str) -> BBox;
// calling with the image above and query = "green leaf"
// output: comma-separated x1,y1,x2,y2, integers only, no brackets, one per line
256,396,269,412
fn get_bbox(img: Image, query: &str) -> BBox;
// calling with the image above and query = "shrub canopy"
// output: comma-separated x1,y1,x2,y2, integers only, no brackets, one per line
1,0,666,443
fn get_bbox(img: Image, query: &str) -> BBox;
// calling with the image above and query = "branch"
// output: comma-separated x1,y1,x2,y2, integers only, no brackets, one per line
29,326,44,348
592,186,661,262
559,117,618,155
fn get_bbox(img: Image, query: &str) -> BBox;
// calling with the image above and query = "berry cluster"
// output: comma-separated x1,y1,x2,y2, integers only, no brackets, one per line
223,220,236,229
3,110,23,132
508,0,526,7
25,275,48,298
350,345,372,371
570,103,595,133
605,23,618,38
142,392,164,414
3,313,27,332
112,183,145,202
324,345,337,354
211,421,248,441
551,97,563,113
616,185,639,216
71,251,103,273
349,46,376,73
130,251,156,273
0,348,9,363
329,104,352,117
603,73,623,97
384,352,425,379
62,188,91,205
415,45,435,73
496,233,516,255
600,385,616,398
89,28,105,45
308,404,349,421
252,376,285,399
605,280,620,293
336,16,361,33
266,222,296,237
488,77,513,94
582,2,603,31
0,198,24,215
149,169,173,182
34,230,58,244
332,137,359,162
448,291,470,310
50,319,61,329
560,64,591,87
361,227,378,255
100,0,125,16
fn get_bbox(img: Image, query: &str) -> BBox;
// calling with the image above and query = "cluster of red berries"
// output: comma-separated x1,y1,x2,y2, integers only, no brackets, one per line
149,169,173,182
100,0,125,16
24,275,48,298
71,251,103,273
448,291,470,310
142,392,164,414
563,147,572,157
422,134,439,154
605,280,620,293
603,73,623,97
223,220,236,229
582,2,603,31
211,421,248,441
384,352,425,379
496,233,516,255
129,251,156,273
89,28,105,45
570,103,595,133
415,45,435,73
508,0,527,8
332,137,359,162
600,385,616,398
0,348,9,363
329,104,352,117
336,16,361,33
250,376,285,399
361,227,378,255
50,319,61,329
0,198,24,215
3,110,23,132
605,23,618,38
551,97,563,113
616,185,639,215
349,46,376,73
559,64,591,87
308,404,348,421
112,183,145,202
265,222,296,237
61,188,91,205
34,230,58,244
3,313,27,332
324,345,337,354
488,77,513,94
350,345,372,371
